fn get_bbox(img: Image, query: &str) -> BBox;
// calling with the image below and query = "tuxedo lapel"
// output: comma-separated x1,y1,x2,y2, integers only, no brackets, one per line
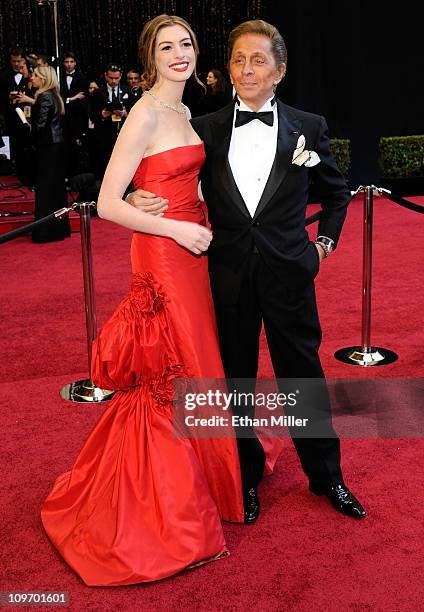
211,104,252,219
253,100,302,220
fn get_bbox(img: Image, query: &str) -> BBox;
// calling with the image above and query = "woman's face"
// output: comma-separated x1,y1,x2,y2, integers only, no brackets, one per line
88,81,99,95
154,24,196,86
31,72,43,89
207,71,218,86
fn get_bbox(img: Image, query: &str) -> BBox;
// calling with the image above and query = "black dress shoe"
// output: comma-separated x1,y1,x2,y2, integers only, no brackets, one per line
244,488,260,523
309,483,366,519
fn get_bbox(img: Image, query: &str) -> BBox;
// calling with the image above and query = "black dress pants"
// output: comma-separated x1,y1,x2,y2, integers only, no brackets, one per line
214,251,343,494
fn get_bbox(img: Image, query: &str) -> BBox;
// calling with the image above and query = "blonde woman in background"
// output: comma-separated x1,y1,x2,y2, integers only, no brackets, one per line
20,66,70,242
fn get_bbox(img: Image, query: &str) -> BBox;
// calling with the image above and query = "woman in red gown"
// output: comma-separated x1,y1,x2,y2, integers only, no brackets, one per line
41,15,280,586
41,15,244,587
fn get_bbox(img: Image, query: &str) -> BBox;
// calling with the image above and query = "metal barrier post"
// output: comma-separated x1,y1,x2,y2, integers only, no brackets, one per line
60,202,115,401
335,186,398,366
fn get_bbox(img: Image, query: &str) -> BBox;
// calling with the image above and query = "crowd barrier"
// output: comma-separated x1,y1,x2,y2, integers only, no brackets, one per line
335,186,423,366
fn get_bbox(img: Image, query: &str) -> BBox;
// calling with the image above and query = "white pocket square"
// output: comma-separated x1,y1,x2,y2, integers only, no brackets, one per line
304,151,321,167
294,134,305,153
291,134,321,167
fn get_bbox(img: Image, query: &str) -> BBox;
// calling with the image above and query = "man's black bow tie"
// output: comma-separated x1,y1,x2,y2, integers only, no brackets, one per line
234,109,274,128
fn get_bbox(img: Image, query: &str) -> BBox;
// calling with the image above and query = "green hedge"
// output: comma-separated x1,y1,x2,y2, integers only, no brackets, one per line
379,135,424,178
330,139,350,176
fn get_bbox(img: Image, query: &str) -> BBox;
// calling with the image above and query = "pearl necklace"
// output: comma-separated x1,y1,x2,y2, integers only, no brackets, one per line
145,90,186,115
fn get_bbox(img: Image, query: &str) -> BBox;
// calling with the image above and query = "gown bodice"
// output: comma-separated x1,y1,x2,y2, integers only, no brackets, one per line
133,143,206,223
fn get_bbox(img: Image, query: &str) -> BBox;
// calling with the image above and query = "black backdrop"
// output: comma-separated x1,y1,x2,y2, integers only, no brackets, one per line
1,0,423,185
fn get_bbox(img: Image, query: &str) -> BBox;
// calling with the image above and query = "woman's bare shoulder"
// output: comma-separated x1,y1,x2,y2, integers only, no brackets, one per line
126,95,159,128
117,98,159,154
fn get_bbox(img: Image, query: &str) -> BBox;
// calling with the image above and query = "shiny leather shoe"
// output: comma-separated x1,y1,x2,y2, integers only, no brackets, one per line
244,488,260,523
309,482,366,519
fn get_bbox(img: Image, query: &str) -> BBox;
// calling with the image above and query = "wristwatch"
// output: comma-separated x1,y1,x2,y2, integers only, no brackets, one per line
315,235,334,257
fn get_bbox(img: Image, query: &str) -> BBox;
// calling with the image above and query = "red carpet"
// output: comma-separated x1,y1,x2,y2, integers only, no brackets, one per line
1,195,423,610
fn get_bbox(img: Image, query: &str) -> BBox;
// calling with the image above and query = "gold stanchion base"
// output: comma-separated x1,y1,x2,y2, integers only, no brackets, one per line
60,378,115,403
334,346,398,366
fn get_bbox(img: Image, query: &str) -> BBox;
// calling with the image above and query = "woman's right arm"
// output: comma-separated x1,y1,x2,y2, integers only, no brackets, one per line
97,103,212,254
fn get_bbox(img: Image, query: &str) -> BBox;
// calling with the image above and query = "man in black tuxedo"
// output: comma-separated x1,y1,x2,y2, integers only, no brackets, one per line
0,47,26,175
0,47,25,107
90,64,134,178
126,69,143,105
60,52,89,175
61,53,88,138
128,20,366,522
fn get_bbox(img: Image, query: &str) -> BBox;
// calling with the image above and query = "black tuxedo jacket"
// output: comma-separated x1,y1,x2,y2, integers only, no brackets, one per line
0,68,26,132
0,67,23,104
91,85,134,124
191,99,351,304
60,71,88,98
60,71,89,140
90,84,135,144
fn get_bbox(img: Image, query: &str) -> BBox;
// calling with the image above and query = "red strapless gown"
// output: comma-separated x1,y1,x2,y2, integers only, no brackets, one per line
41,143,282,586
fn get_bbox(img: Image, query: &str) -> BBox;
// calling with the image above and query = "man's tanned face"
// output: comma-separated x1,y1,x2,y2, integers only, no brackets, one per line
228,34,285,111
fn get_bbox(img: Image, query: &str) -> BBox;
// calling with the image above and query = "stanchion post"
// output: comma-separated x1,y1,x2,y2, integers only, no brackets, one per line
79,202,97,378
361,186,372,351
60,202,114,402
334,185,398,366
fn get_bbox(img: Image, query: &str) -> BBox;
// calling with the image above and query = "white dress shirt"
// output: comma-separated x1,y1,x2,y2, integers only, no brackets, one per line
66,71,75,89
107,84,118,102
228,95,278,217
14,72,23,86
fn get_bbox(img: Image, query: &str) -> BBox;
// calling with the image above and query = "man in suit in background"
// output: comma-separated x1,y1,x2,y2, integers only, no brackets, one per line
90,64,133,178
0,47,25,96
126,68,141,89
36,54,50,67
60,52,89,175
126,68,143,103
127,20,366,523
0,47,25,177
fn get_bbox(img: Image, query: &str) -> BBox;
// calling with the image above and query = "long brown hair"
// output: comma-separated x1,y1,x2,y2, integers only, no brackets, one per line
207,68,227,94
138,14,205,91
34,66,65,114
